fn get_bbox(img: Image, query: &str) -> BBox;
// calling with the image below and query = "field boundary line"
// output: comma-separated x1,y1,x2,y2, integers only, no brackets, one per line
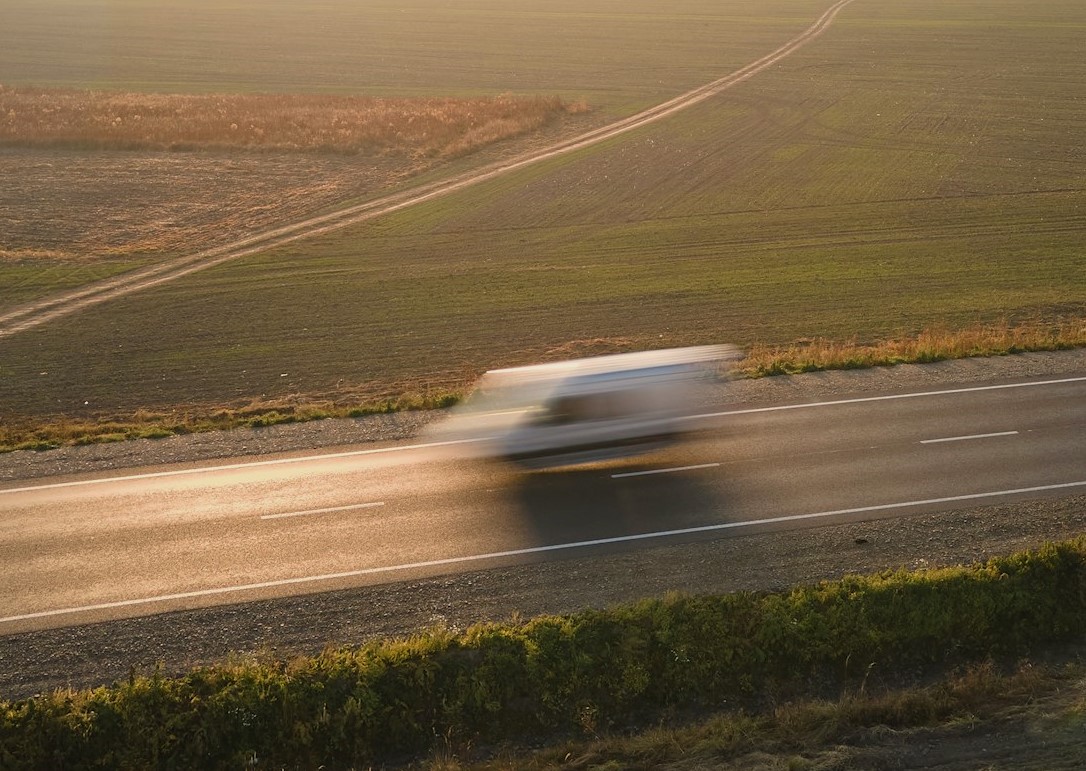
0,0,857,339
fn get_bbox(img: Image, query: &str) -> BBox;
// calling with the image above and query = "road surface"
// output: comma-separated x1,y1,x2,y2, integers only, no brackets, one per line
2,372,1082,635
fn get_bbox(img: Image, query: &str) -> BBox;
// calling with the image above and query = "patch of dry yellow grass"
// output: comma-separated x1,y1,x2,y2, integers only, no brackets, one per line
740,319,1086,377
0,248,73,262
0,84,587,158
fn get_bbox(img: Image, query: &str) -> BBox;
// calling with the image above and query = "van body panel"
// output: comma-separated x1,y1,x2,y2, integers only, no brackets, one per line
428,345,739,469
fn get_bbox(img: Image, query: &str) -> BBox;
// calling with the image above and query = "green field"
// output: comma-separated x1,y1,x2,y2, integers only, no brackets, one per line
0,0,824,308
0,0,824,106
1,0,1084,423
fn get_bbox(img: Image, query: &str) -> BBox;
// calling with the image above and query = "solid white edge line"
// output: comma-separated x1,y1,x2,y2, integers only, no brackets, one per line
0,438,483,495
920,431,1020,444
4,479,1085,626
612,463,721,479
3,375,1084,496
687,376,1086,420
260,501,385,520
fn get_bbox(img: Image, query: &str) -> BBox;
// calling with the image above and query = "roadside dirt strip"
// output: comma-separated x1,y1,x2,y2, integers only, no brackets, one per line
0,0,857,340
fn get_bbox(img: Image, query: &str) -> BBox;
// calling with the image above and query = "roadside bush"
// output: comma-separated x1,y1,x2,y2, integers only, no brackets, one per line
2,539,1084,768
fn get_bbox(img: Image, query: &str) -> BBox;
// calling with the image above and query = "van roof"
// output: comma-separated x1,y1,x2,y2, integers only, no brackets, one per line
485,345,738,382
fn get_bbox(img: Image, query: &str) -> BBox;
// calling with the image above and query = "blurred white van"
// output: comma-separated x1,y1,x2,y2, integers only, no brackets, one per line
428,345,739,468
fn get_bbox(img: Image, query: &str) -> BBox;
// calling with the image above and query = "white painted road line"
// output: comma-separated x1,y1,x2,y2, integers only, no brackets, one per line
691,376,1086,420
0,438,482,496
3,376,1083,497
4,479,1084,626
921,431,1019,444
260,502,385,520
612,463,721,479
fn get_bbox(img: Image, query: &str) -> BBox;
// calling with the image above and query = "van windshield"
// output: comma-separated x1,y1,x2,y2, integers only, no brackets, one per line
459,372,558,414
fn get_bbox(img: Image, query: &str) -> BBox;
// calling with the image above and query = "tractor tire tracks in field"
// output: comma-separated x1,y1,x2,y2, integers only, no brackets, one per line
0,0,856,340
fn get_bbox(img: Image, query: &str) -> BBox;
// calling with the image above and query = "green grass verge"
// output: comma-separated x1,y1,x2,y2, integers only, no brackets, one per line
0,392,461,454
2,537,1085,768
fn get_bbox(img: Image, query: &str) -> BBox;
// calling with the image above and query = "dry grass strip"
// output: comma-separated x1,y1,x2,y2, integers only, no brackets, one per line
740,318,1086,377
0,84,587,158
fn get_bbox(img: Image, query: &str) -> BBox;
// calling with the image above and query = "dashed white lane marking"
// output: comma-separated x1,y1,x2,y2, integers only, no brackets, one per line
4,479,1084,626
612,463,721,479
921,431,1020,444
260,502,385,520
2,376,1083,497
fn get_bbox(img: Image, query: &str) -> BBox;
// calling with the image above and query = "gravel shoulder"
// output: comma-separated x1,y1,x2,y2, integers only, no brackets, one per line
1,350,1083,702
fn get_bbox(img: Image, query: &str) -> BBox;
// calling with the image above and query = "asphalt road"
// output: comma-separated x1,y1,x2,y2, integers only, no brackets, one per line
2,373,1082,636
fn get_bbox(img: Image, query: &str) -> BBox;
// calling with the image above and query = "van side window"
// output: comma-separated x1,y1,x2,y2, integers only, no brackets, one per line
536,392,637,425
535,395,585,425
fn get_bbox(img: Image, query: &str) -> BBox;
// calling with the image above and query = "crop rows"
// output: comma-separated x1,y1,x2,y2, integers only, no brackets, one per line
0,0,1083,426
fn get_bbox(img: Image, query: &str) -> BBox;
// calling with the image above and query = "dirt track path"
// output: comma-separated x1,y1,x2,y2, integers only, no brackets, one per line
0,0,856,340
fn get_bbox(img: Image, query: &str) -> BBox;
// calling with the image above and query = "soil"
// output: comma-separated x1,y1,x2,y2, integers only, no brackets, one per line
0,148,407,264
